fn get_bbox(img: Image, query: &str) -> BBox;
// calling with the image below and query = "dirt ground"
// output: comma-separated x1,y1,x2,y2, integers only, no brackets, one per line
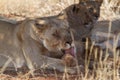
1,69,84,80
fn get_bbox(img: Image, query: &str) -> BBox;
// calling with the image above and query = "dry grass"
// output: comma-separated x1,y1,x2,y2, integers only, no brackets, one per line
0,0,120,80
0,0,79,21
100,0,120,20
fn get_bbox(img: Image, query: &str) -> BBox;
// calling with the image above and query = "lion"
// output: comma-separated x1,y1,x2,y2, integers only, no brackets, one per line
91,19,120,54
53,3,94,68
79,0,103,21
61,0,103,41
59,0,103,68
61,4,92,42
0,13,79,74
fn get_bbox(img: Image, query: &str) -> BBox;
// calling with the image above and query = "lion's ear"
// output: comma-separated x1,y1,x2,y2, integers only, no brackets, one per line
58,12,67,20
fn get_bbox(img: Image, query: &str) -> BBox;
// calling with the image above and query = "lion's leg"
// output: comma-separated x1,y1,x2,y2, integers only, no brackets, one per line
40,56,77,74
37,55,76,74
0,55,19,73
23,48,76,74
22,42,76,74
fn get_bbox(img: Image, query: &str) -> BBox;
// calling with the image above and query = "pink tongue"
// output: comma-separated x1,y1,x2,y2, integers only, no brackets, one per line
65,47,75,57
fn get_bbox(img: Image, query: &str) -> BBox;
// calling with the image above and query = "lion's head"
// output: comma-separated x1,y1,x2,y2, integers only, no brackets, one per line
79,0,103,21
64,3,93,25
29,14,75,57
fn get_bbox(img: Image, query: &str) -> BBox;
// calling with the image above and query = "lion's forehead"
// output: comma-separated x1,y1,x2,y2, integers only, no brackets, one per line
46,27,69,35
49,20,69,28
41,16,69,27
43,26,70,40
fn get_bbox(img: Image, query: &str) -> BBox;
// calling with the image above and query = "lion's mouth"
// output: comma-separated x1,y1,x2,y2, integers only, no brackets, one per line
62,47,76,57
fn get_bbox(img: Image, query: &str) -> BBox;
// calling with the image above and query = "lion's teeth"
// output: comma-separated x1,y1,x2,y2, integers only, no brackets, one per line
65,43,71,49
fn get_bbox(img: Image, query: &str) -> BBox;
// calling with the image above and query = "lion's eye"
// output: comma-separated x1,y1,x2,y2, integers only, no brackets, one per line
52,30,61,39
35,22,44,28
88,7,94,13
35,23,40,26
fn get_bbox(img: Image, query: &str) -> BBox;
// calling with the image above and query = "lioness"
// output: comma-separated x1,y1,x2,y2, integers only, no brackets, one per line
62,0,103,41
60,0,103,68
79,0,103,21
62,4,93,42
0,14,77,73
91,19,120,54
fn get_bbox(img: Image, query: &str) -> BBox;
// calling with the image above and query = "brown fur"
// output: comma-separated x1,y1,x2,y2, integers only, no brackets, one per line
79,0,103,20
0,14,78,74
61,5,92,41
62,54,76,67
61,0,103,41
60,1,103,67
91,19,120,54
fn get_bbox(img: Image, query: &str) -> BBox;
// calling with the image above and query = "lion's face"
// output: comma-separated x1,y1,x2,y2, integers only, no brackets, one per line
30,14,75,57
80,0,103,20
64,4,93,25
